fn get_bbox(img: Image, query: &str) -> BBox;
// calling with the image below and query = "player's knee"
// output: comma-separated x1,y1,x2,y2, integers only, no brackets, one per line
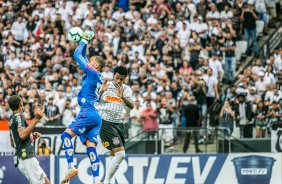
61,132,73,148
115,150,126,161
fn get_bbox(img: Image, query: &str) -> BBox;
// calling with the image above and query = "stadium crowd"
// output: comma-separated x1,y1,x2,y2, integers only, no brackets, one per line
0,0,282,152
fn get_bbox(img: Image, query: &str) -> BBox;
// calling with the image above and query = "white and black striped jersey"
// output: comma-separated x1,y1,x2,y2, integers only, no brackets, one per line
9,113,35,159
98,82,133,123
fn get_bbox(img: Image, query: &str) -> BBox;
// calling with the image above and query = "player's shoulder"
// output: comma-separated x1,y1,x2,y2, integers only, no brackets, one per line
10,113,24,123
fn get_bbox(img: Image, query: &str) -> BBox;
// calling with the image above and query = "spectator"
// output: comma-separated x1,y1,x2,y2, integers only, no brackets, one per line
130,100,143,140
4,52,20,72
182,96,202,153
43,97,61,126
222,32,236,83
141,101,158,139
241,2,259,56
193,77,207,116
157,98,174,152
11,16,27,44
203,68,220,107
62,99,76,127
254,0,268,34
233,93,253,138
254,100,268,138
266,0,277,27
0,102,12,120
36,139,52,155
219,99,235,137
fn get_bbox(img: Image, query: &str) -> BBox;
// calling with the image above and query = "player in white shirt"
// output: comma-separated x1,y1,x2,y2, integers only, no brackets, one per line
99,66,134,184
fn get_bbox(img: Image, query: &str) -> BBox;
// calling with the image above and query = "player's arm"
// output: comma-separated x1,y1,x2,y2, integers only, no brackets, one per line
123,97,134,109
18,109,44,140
10,135,15,148
73,30,96,74
122,86,134,109
73,42,89,72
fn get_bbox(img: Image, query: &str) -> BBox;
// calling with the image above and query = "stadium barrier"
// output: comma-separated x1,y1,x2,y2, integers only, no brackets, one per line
0,153,281,184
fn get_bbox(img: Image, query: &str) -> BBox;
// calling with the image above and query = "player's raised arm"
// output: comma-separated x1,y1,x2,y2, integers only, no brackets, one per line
74,43,88,71
73,30,95,72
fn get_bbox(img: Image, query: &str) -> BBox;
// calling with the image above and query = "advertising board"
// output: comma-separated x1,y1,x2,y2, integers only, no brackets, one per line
0,153,281,184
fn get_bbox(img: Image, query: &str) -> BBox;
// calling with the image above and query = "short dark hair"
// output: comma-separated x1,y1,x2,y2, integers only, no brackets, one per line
8,95,22,111
95,56,105,69
114,66,128,77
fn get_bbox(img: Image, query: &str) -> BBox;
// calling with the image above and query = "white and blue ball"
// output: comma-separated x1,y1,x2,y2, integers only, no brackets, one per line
67,27,84,43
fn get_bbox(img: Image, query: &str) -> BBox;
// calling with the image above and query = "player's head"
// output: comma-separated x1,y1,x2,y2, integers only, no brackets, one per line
89,56,105,72
113,66,128,85
8,95,24,112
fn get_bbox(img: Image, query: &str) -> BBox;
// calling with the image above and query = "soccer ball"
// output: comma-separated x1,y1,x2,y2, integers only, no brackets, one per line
67,27,84,43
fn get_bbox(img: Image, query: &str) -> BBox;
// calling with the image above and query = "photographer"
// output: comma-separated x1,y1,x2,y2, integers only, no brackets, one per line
62,99,76,127
36,139,52,156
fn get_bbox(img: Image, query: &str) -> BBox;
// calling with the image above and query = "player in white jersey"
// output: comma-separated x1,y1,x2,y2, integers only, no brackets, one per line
99,66,134,184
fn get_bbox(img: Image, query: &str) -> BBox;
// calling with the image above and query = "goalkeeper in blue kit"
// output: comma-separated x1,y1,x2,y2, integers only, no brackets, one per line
60,30,105,184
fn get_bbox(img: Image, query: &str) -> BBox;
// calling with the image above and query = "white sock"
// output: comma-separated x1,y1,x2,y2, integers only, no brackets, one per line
103,151,125,184
68,162,74,169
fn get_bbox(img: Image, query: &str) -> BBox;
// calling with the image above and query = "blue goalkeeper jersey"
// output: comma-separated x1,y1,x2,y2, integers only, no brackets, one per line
73,42,103,108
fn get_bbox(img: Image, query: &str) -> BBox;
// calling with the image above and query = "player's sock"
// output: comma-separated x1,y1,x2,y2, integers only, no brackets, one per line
61,132,74,169
104,151,125,183
87,147,100,182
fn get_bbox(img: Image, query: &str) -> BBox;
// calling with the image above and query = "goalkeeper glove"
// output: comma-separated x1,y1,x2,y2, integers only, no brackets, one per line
80,30,95,45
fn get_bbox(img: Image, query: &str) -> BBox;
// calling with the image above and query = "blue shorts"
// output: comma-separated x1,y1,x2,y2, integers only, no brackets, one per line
68,106,102,145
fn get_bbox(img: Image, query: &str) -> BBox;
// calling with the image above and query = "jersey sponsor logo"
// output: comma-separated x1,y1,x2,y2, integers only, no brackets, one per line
112,137,120,145
105,95,122,104
102,142,109,148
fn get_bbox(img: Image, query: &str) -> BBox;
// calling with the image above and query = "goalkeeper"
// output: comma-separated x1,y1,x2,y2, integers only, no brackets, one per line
60,30,106,184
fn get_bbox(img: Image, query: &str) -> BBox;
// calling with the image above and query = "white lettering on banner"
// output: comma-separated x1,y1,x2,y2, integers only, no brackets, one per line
57,156,222,184
241,168,267,175
145,157,165,184
128,157,148,184
166,157,191,184
193,156,216,183
0,166,6,184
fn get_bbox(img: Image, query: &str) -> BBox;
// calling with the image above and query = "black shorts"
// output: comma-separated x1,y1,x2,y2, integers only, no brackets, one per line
100,119,125,150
